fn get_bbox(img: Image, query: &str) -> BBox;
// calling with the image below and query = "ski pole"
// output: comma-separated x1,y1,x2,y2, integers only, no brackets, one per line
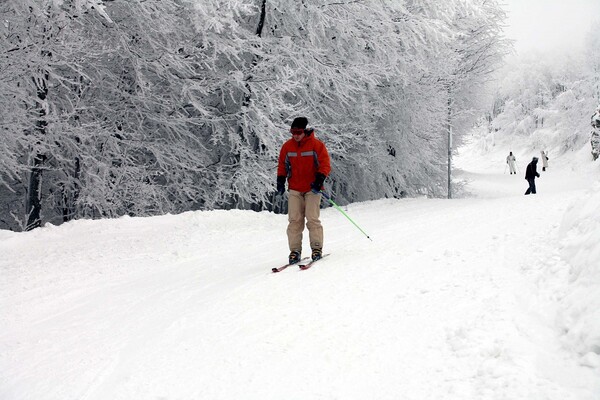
319,191,372,241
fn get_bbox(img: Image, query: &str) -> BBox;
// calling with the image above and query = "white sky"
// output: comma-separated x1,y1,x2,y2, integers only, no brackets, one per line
501,0,600,54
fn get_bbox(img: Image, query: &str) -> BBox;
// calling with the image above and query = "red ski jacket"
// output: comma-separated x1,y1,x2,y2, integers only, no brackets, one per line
277,130,331,193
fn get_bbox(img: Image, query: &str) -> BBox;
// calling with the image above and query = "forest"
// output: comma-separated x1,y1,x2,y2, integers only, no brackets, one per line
1,0,597,232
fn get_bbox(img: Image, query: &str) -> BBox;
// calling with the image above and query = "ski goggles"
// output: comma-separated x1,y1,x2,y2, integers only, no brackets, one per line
290,128,305,136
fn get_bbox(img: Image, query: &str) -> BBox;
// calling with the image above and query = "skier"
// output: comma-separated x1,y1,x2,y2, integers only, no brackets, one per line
591,106,600,161
524,157,540,195
506,151,517,174
277,117,331,264
540,150,549,171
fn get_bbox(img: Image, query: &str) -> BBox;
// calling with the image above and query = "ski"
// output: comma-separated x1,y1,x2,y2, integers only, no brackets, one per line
299,253,330,270
272,257,309,273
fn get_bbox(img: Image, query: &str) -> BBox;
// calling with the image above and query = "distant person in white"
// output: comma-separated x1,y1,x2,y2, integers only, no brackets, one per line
540,150,549,171
506,151,517,174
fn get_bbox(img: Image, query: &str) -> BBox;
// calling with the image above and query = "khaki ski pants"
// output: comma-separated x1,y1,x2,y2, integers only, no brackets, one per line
287,190,323,252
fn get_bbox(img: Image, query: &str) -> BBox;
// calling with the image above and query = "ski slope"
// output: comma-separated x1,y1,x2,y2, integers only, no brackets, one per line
1,144,599,400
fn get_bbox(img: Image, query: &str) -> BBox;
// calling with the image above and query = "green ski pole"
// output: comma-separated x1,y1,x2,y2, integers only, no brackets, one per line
319,191,372,241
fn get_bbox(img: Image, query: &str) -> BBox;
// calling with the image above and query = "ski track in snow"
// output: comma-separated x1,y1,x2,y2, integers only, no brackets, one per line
1,148,599,399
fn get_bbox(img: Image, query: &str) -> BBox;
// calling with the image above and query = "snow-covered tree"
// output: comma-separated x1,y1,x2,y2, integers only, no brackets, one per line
483,45,598,158
0,1,117,230
1,0,256,229
439,0,510,197
0,0,511,230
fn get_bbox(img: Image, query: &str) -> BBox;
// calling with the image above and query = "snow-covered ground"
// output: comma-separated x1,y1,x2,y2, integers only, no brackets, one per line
1,140,599,400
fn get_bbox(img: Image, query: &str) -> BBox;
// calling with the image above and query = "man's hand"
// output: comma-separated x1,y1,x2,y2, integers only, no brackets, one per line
277,176,286,195
310,173,326,193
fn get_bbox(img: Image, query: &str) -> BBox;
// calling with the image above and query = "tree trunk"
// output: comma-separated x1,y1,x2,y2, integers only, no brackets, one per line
25,70,49,231
447,86,453,199
256,0,267,37
25,152,46,230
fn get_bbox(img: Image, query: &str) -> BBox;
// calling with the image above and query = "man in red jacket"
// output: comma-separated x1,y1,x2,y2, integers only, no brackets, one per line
277,117,331,263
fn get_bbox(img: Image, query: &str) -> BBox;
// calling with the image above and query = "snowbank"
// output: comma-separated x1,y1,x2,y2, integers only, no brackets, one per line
558,181,600,368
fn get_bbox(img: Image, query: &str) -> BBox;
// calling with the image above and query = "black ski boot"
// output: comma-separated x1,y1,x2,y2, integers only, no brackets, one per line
311,248,322,261
289,251,302,264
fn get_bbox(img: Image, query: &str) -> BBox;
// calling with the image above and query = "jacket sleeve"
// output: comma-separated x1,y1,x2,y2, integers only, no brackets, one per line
316,140,331,176
277,143,288,177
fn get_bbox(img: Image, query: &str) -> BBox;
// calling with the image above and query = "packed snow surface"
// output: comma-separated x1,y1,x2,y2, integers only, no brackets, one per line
1,142,599,400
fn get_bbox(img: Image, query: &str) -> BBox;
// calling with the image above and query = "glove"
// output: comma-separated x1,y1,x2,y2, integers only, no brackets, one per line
310,172,326,193
276,176,286,195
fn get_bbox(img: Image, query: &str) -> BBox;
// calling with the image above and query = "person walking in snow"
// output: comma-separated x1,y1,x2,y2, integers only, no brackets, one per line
540,150,549,171
506,151,517,174
277,117,331,264
524,157,540,195
590,106,600,161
